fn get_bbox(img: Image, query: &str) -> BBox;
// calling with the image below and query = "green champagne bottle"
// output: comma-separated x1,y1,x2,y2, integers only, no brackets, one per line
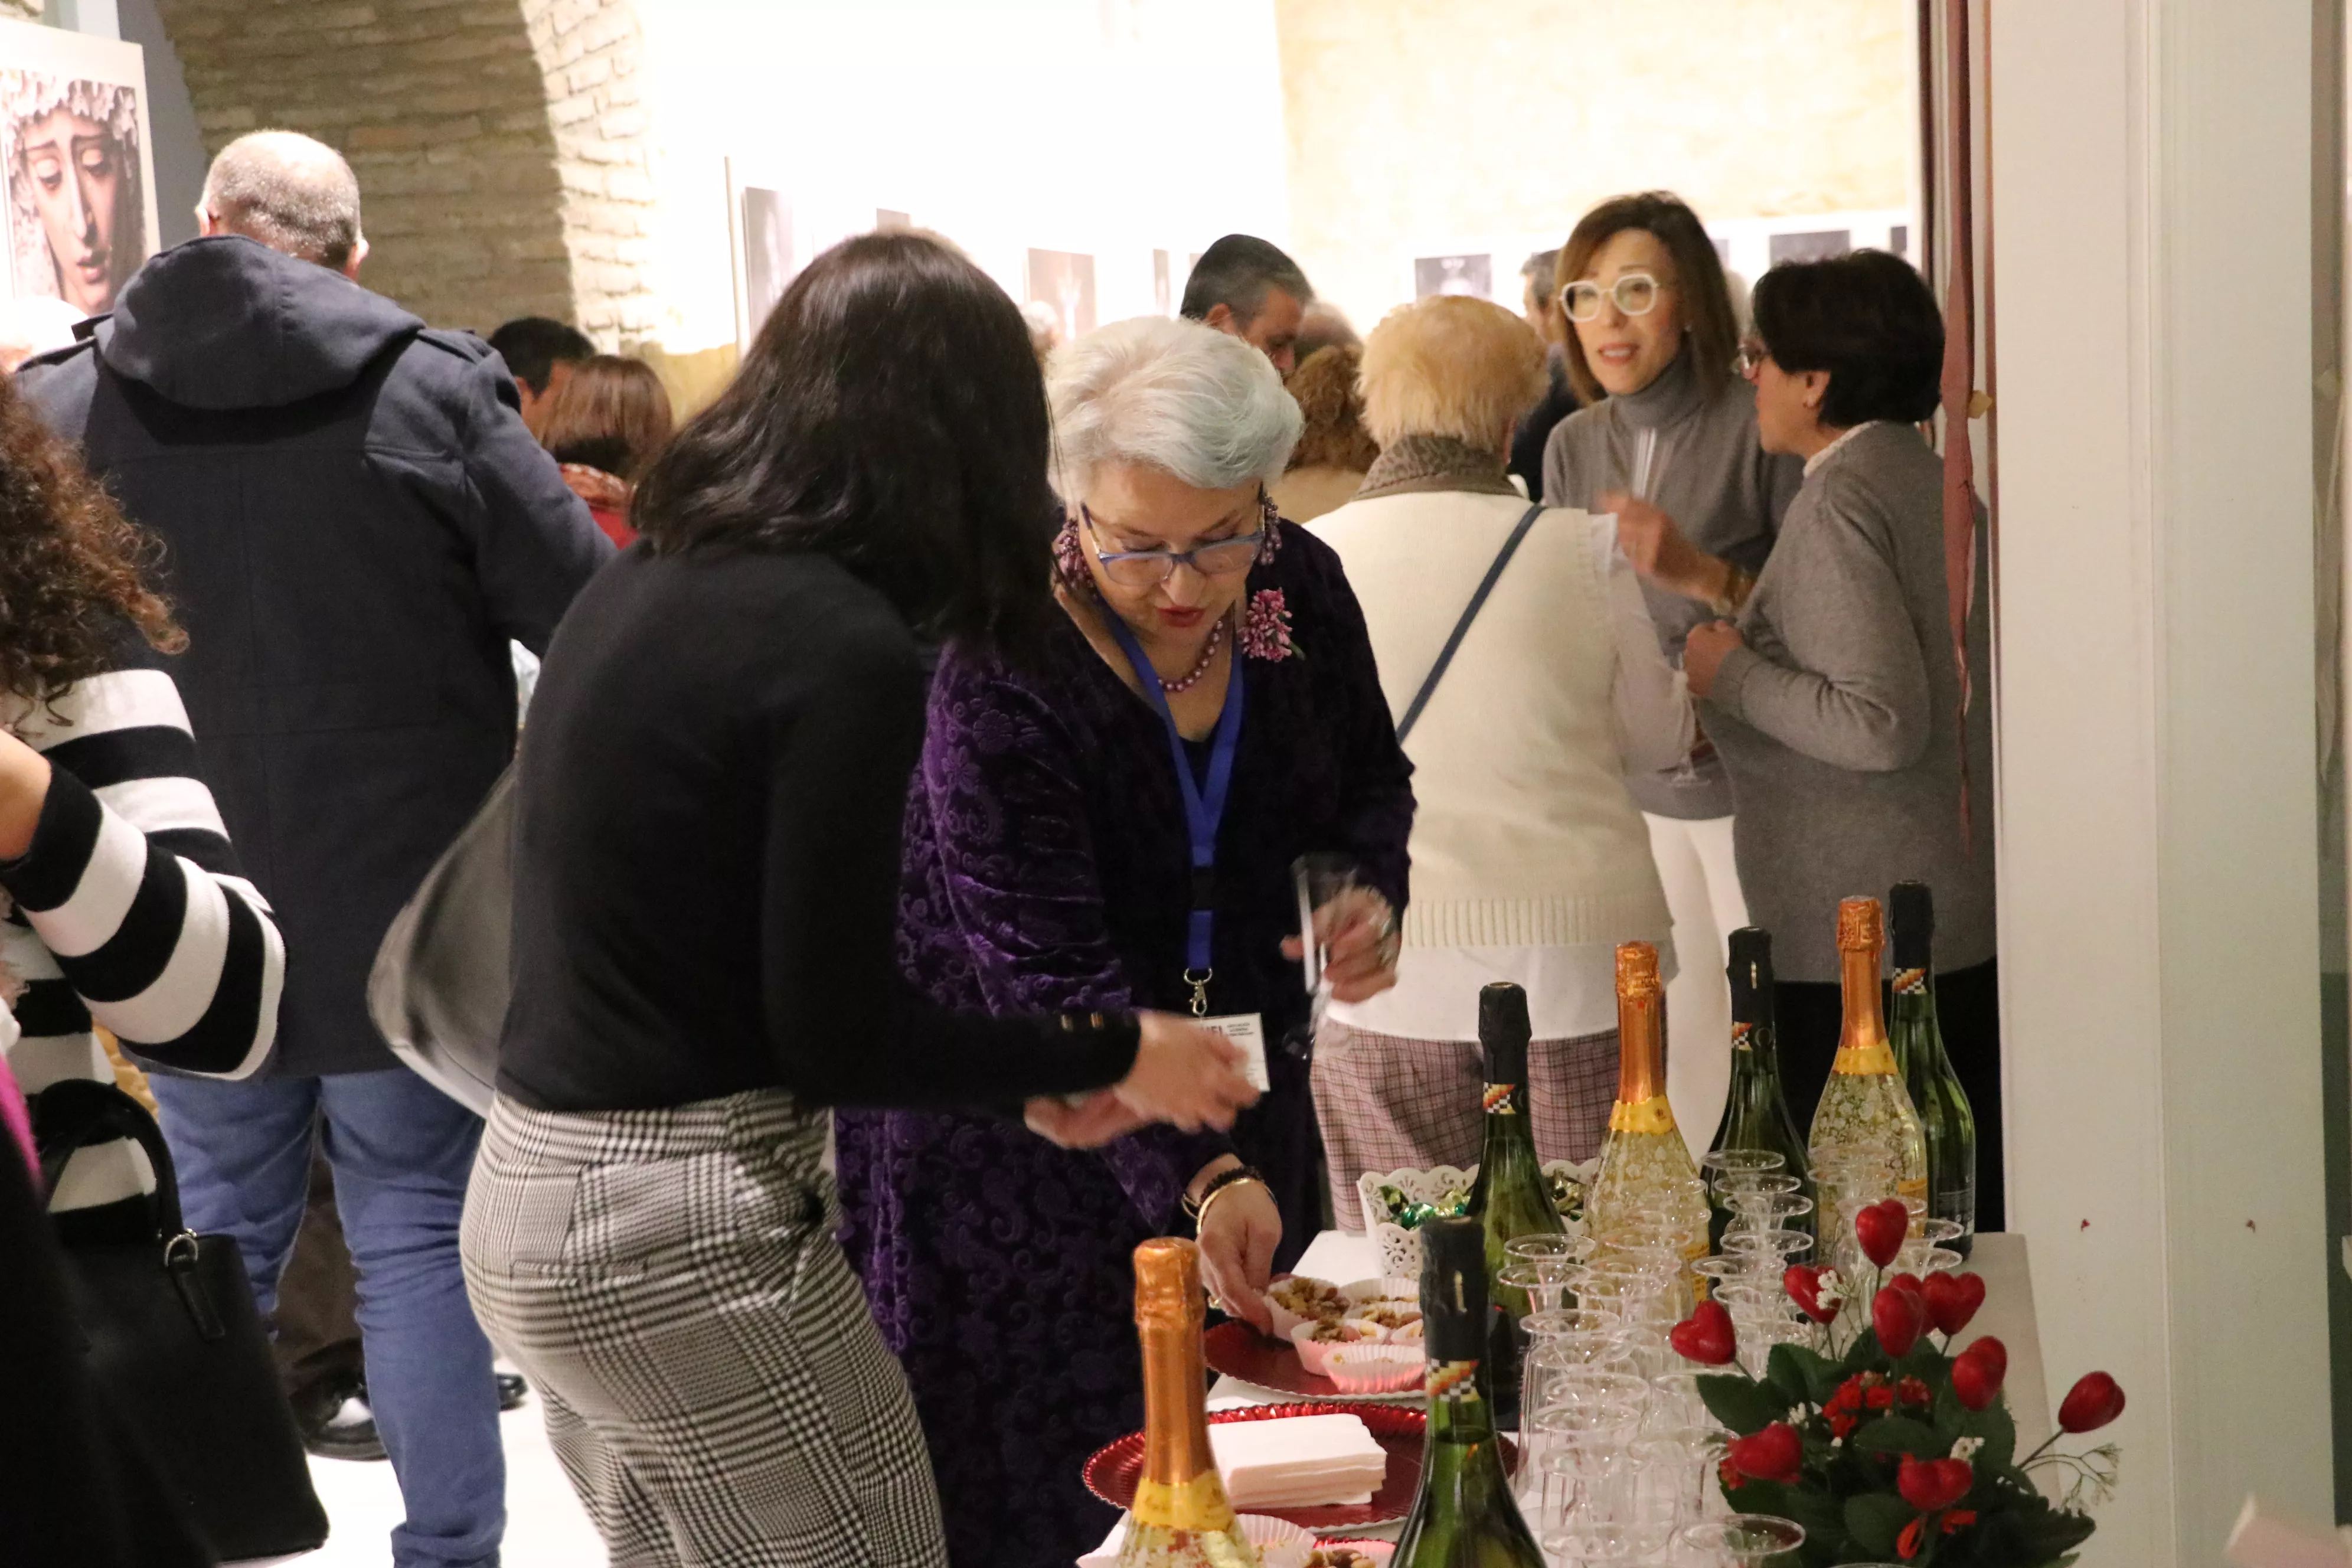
1705,927,1814,1249
1888,882,1978,1254
1392,1216,1546,1568
1465,982,1561,1430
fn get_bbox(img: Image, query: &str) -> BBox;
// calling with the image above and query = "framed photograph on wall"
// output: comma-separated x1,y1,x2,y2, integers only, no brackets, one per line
727,156,797,351
1026,248,1096,344
0,18,159,321
1413,253,1492,300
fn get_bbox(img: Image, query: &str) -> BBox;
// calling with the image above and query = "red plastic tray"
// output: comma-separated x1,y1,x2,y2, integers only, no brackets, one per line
1084,1400,1430,1531
1202,1320,1417,1403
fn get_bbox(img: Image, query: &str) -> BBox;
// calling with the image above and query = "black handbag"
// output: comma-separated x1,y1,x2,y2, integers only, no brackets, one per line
32,1079,330,1562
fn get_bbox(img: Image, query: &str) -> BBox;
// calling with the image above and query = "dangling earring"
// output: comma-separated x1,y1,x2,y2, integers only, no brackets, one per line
1053,511,1090,591
1255,491,1283,565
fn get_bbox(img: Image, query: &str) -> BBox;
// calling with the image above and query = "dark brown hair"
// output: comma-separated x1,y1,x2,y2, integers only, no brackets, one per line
0,373,180,703
1556,192,1739,405
540,354,675,481
1285,344,1379,472
1752,250,1945,427
632,230,1058,653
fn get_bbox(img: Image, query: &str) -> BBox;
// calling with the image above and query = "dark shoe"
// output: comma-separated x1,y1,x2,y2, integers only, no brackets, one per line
495,1370,529,1413
293,1377,386,1462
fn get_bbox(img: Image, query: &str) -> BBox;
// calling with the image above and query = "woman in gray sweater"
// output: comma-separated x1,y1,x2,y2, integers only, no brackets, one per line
1543,192,1804,1131
1683,250,2000,1229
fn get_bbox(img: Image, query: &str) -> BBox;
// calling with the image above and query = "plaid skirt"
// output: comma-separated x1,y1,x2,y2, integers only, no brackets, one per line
1310,1021,1621,1229
461,1089,945,1568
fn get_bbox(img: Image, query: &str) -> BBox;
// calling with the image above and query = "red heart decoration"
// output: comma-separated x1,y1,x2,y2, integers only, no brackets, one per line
1783,1265,1841,1324
1854,1198,1910,1267
2059,1371,2126,1434
1885,1272,1926,1304
1668,1300,1737,1366
1949,1342,2005,1410
1897,1453,1974,1513
1960,1335,2007,1384
1726,1422,1804,1484
1872,1283,1926,1357
1920,1271,1986,1336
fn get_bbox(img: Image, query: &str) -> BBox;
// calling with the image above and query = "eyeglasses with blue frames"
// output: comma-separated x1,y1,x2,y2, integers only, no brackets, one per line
1079,493,1274,588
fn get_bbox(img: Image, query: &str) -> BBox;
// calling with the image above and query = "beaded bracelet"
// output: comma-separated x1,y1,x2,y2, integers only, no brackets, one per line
1184,1162,1268,1224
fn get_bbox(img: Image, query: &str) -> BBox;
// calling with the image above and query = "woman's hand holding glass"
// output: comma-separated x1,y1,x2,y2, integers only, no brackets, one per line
1281,884,1400,1004
1602,491,1730,606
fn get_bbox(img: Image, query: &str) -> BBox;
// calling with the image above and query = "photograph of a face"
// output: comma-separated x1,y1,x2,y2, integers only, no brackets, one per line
2,71,146,316
1415,253,1492,300
738,185,793,344
1027,249,1096,344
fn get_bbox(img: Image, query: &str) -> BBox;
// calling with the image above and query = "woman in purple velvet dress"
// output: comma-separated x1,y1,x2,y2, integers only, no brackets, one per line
837,317,1416,1568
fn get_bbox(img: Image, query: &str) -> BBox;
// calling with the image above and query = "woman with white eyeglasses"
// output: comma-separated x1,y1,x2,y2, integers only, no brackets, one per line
836,316,1413,1568
1541,191,1805,1136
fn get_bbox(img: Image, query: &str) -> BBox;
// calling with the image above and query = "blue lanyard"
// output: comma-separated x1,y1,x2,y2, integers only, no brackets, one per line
1102,611,1246,1016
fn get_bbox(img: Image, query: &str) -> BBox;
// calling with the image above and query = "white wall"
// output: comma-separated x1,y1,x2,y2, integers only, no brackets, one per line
629,0,1292,354
1992,1,2334,1562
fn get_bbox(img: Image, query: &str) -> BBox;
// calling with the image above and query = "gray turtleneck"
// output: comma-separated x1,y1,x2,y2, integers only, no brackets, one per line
1542,350,1805,818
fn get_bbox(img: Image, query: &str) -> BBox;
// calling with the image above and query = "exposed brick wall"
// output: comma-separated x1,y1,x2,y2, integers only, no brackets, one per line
151,0,655,339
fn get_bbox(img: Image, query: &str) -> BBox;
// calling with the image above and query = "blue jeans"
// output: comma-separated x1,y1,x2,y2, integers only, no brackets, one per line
152,1067,504,1568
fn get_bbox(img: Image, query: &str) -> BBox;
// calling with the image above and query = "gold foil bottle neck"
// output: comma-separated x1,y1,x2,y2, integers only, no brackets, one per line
1615,941,1661,998
1837,897,1884,954
1132,1237,1203,1329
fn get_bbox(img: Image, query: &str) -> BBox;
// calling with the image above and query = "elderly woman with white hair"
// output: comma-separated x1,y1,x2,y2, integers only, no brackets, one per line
837,316,1413,1568
1309,295,1691,1215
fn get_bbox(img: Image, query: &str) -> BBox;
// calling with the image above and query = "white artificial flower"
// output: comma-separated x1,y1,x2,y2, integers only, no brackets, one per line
1951,1436,1984,1461
1815,1269,1847,1308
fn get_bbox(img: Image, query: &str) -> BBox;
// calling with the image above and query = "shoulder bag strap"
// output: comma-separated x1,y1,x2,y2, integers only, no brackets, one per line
1395,502,1544,744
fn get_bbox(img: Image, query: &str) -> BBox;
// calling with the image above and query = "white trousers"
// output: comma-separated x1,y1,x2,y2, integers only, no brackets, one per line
1642,812,1750,1158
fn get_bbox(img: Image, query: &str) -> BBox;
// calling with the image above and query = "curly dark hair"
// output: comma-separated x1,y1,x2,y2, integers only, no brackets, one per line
0,373,181,704
1285,344,1380,472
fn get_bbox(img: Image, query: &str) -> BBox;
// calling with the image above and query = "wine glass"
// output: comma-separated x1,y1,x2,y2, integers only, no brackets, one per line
1682,1513,1806,1566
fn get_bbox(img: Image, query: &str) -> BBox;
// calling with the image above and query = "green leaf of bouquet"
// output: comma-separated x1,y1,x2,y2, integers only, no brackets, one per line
1766,1342,1828,1407
1698,1372,1783,1436
1845,1491,1914,1556
1852,1415,1942,1456
1959,1402,2016,1475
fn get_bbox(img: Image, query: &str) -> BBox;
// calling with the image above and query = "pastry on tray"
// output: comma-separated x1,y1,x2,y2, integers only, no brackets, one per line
1265,1275,1348,1338
1290,1317,1384,1377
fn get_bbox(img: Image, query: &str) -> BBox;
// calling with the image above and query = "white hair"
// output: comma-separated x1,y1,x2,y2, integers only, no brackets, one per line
1047,316,1302,498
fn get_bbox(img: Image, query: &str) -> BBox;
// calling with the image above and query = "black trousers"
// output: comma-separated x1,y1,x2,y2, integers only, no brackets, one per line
1775,957,2004,1233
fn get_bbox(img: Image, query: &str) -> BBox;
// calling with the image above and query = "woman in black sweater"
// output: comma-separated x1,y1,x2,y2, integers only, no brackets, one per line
461,233,1256,1568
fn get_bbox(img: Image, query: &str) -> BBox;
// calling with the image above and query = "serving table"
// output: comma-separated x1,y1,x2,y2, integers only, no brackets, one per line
1181,1229,2050,1550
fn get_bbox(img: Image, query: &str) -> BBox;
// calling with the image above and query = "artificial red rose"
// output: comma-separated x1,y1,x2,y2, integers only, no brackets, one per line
1669,1300,1737,1366
1897,1515,1926,1560
1898,1452,1974,1512
1784,1264,1841,1324
1855,1198,1910,1267
1827,1408,1857,1440
1896,1376,1932,1407
1866,1383,1894,1410
1921,1270,1987,1336
1873,1283,1928,1357
1727,1422,1804,1484
1950,1341,2006,1411
1942,1510,1979,1534
1717,1455,1745,1491
2059,1371,2126,1433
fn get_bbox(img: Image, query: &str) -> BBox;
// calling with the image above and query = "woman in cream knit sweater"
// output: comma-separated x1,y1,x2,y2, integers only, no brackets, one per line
1309,296,1690,1222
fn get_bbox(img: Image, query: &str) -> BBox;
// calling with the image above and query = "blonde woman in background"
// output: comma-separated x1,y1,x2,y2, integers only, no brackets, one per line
1308,295,1690,1221
1270,342,1378,523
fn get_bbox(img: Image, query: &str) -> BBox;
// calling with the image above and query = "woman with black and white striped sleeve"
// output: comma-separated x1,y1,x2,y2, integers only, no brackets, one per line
0,371,283,1231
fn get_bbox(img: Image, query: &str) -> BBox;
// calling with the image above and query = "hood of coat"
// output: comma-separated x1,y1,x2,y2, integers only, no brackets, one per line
97,235,423,411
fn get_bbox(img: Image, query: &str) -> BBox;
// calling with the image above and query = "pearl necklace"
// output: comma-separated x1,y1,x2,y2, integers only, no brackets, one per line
1156,613,1227,694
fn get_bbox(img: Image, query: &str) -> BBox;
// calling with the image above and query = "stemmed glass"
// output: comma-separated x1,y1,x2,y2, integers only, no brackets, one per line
1682,1513,1806,1566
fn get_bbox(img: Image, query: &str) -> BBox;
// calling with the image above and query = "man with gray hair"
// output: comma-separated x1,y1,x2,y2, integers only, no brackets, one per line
21,128,610,1568
1179,231,1315,374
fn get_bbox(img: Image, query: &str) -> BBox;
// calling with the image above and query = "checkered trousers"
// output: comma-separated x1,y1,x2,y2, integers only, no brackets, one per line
460,1089,946,1568
1310,1021,1621,1228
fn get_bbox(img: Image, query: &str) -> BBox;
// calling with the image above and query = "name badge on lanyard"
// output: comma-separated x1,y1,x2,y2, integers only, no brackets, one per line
1201,1012,1269,1093
1102,609,1245,1020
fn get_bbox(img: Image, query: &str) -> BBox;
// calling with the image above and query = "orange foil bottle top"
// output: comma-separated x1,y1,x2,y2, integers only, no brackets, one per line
1611,942,1668,1114
1125,1238,1240,1539
1615,940,1662,997
1837,896,1884,954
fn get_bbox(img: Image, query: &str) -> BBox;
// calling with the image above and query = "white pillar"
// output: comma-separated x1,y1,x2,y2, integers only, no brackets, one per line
1992,1,2334,1562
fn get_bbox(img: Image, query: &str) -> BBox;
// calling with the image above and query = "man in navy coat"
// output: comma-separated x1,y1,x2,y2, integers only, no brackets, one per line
21,130,611,1568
